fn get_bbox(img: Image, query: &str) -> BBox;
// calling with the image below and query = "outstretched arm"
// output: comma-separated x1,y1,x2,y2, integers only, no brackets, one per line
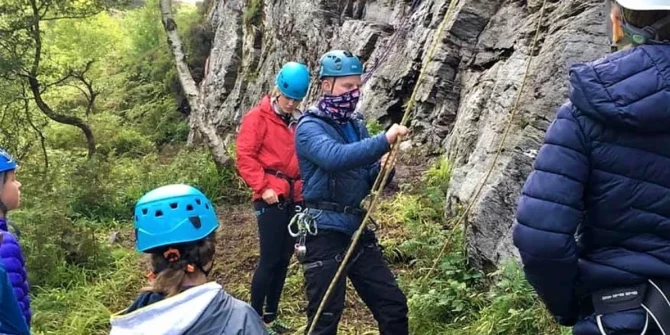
513,105,589,326
296,120,390,172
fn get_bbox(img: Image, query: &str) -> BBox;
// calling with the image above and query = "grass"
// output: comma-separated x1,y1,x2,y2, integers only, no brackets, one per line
22,152,571,335
31,246,142,335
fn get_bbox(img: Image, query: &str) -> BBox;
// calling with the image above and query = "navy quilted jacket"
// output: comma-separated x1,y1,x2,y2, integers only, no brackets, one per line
513,44,670,325
0,218,30,327
295,110,392,235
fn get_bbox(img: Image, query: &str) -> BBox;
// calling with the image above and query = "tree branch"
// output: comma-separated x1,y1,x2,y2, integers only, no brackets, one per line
22,85,48,176
41,70,74,93
41,14,102,21
70,60,98,116
26,0,96,159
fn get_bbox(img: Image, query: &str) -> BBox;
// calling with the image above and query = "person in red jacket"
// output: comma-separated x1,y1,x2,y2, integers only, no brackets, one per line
235,61,311,334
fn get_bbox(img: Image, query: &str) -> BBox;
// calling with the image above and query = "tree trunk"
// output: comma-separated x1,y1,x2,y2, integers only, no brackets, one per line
159,0,231,168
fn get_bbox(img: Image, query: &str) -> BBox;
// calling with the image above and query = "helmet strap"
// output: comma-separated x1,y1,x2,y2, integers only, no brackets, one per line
0,202,7,217
198,260,214,277
324,77,336,95
0,172,7,217
616,9,670,48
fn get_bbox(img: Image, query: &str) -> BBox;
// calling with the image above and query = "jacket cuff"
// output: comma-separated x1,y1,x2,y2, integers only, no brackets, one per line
373,133,391,155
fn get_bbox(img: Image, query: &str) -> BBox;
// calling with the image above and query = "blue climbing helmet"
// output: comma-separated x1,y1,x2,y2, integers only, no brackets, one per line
0,148,17,215
134,184,218,253
276,61,311,100
318,50,363,79
0,149,17,174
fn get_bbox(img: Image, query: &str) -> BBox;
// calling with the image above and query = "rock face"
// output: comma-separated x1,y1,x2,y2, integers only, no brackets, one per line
198,0,611,268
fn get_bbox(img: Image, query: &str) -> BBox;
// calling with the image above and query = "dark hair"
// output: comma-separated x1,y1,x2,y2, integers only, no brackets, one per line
141,232,216,297
621,7,670,40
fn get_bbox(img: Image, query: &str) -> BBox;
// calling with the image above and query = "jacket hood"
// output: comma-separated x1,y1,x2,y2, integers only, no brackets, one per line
568,44,670,134
258,95,301,123
109,282,221,335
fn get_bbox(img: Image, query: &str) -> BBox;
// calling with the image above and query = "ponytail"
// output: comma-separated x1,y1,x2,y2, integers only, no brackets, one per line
142,232,216,297
271,86,281,98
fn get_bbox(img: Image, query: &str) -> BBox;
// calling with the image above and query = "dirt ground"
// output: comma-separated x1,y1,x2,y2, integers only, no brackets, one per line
210,204,380,334
209,151,437,335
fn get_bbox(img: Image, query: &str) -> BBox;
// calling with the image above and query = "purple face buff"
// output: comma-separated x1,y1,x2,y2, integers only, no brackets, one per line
317,88,360,124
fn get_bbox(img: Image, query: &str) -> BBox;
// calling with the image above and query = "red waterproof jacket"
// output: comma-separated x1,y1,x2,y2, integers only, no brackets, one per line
235,95,303,203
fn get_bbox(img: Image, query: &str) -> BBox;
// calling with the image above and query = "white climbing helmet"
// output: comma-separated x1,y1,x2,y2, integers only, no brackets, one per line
615,0,670,10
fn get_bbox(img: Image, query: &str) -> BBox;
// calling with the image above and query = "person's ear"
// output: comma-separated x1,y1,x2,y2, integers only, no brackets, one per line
321,79,331,93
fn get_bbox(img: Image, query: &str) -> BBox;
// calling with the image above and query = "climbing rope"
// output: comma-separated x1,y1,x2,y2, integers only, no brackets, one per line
306,0,461,333
420,0,549,284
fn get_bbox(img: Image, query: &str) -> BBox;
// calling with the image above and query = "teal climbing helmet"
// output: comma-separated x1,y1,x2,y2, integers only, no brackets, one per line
276,61,311,100
318,50,363,79
134,184,218,252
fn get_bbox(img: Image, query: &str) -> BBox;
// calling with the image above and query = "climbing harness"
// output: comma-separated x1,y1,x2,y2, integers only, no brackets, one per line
287,208,318,262
589,279,670,334
263,168,299,211
306,0,462,333
303,201,380,231
302,245,365,273
420,0,549,285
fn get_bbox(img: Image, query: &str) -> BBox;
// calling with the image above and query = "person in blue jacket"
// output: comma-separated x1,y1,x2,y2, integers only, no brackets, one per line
0,149,31,330
513,1,670,334
0,234,30,335
295,50,409,335
110,184,268,335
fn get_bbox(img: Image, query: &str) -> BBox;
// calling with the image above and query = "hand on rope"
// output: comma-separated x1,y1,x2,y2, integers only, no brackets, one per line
306,0,461,333
419,0,549,286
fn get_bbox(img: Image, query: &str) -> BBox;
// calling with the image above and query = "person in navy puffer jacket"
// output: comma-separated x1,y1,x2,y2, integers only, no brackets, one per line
0,148,30,329
513,1,670,334
295,50,409,335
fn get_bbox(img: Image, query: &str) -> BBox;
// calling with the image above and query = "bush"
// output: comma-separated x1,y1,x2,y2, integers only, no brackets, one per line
376,160,568,334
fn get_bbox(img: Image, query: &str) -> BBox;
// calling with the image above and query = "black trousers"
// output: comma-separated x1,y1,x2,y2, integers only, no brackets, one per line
302,229,409,335
250,200,296,323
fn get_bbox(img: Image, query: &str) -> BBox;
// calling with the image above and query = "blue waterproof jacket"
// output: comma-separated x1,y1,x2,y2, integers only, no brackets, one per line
295,109,392,235
513,44,670,334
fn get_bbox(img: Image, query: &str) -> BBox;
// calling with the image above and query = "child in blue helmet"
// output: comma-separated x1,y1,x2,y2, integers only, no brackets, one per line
110,184,268,335
0,148,31,330
295,50,409,335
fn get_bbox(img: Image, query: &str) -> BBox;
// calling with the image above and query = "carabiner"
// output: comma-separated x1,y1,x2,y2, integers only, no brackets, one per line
287,214,302,238
304,216,318,236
